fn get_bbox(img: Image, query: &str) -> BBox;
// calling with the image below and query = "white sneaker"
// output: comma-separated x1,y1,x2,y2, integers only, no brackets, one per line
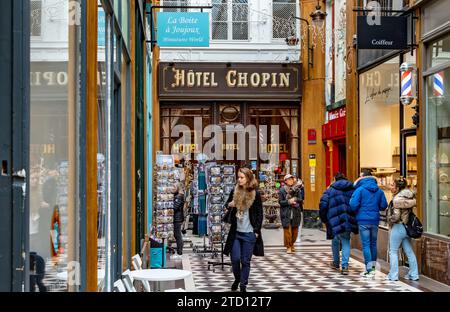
171,254,183,260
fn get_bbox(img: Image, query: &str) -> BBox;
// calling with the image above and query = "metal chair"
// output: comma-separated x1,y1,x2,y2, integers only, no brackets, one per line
122,270,137,292
113,279,126,292
131,254,151,292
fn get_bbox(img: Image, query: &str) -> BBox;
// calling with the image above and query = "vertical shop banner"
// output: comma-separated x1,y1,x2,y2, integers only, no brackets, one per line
157,12,210,47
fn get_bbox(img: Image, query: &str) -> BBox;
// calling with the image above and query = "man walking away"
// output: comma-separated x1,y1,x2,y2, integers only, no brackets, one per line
319,173,357,275
349,169,388,278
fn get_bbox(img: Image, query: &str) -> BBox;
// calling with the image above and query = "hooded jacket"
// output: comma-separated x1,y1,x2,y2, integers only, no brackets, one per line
349,176,388,225
387,189,416,226
319,179,358,237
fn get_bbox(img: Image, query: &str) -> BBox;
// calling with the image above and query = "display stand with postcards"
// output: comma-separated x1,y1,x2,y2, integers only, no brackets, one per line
206,164,235,272
153,154,180,267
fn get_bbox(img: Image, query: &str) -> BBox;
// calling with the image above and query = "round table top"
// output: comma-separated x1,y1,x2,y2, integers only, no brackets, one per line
129,269,192,282
56,269,105,281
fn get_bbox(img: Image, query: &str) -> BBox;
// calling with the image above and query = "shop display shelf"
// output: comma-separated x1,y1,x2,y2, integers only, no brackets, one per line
439,163,450,167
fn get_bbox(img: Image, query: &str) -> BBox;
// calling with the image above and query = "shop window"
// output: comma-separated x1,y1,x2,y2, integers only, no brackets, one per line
162,0,189,12
161,106,212,160
29,0,81,292
272,0,297,39
359,56,400,227
212,0,248,41
428,35,450,69
425,66,450,237
249,107,300,178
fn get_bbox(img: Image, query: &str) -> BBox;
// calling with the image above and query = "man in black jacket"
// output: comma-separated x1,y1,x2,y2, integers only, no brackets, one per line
172,184,185,259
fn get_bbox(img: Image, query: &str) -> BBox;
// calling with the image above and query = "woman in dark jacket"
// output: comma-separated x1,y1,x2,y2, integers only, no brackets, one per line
278,174,303,254
223,167,264,292
172,184,185,258
319,173,357,275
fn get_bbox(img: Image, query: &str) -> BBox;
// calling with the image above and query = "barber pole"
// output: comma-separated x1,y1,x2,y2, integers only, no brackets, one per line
400,62,415,105
433,71,444,97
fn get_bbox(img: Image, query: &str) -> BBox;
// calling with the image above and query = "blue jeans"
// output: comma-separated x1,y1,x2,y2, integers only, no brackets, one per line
387,223,419,281
231,232,256,288
332,231,351,269
359,225,379,272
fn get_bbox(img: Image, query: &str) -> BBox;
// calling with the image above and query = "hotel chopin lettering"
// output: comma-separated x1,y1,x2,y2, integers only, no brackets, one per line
159,62,302,100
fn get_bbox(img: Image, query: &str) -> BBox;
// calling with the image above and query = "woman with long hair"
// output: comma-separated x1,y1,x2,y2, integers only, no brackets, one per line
223,167,264,292
386,176,419,281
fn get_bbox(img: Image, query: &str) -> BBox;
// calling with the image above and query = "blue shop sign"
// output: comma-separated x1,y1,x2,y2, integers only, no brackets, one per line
157,12,210,47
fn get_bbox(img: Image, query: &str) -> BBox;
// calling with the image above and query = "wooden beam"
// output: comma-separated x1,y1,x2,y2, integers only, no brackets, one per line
346,0,359,181
130,0,137,256
300,0,326,210
86,0,98,292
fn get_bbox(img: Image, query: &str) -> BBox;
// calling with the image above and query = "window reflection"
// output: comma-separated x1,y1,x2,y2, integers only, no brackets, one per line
29,0,80,292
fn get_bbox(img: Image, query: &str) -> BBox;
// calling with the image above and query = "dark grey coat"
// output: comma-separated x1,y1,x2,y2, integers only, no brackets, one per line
279,187,303,228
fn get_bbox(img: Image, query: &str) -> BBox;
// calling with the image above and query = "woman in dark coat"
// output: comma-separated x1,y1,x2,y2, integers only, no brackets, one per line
223,167,264,292
278,174,303,254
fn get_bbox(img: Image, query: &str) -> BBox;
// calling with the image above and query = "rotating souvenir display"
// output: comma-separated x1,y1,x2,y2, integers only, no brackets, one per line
260,165,281,229
153,154,180,263
206,164,235,272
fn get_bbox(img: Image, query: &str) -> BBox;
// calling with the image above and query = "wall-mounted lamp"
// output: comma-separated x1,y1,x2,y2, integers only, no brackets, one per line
290,1,327,80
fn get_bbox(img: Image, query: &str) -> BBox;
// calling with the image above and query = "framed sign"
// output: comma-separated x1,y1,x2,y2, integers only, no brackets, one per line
308,129,317,144
357,16,407,50
157,12,210,47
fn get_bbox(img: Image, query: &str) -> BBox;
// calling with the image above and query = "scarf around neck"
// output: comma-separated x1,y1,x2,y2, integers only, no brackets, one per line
233,185,256,220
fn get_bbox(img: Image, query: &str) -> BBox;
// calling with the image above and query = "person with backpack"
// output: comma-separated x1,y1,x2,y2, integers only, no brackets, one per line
386,177,419,281
349,169,388,278
319,173,357,275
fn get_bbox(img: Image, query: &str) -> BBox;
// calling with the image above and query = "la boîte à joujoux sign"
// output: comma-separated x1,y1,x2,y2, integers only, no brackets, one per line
157,12,210,47
357,16,407,50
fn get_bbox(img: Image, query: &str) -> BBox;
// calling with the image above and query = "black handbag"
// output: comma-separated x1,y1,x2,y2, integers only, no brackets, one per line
403,211,423,239
222,207,234,224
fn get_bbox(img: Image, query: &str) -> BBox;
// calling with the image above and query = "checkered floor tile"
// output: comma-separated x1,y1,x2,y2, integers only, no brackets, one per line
188,248,422,292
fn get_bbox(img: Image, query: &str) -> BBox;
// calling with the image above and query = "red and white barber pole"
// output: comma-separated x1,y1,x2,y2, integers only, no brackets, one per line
400,62,415,105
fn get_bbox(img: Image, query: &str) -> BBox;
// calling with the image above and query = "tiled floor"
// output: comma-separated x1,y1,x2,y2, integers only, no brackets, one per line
187,247,422,292
183,228,422,292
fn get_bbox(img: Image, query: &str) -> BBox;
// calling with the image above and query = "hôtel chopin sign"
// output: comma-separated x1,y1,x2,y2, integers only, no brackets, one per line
159,62,302,100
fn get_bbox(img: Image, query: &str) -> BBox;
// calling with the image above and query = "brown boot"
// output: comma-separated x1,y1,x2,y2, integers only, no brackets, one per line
286,247,292,254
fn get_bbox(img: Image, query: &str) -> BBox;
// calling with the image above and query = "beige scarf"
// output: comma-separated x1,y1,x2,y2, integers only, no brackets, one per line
233,185,256,220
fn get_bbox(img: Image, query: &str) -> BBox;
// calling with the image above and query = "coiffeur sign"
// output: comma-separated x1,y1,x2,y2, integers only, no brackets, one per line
159,62,302,100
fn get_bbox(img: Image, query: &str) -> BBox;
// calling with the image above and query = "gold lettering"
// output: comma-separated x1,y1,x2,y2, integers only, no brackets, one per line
261,73,270,87
226,70,237,87
187,70,195,87
203,72,210,87
279,73,290,88
271,73,278,87
211,72,218,87
250,73,261,87
172,68,184,87
196,72,202,87
238,73,248,87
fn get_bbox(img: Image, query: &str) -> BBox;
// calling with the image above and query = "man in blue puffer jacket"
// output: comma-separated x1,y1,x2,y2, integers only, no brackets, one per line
349,169,388,278
319,173,357,275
